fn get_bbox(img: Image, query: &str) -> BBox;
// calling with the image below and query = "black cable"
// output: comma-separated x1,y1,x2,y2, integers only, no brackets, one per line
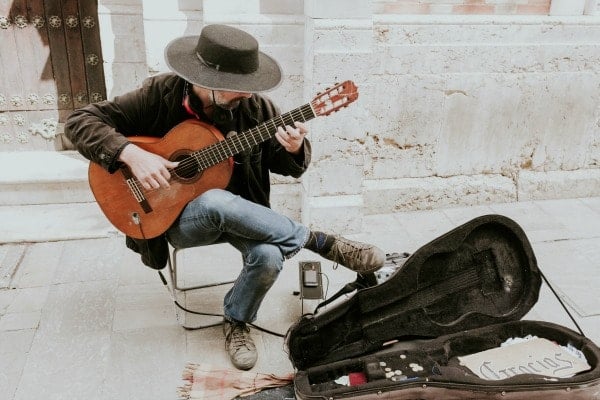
135,194,286,336
249,322,285,338
159,271,285,336
131,179,245,331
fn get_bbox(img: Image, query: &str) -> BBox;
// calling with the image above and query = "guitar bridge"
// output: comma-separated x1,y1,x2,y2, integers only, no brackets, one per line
122,168,153,213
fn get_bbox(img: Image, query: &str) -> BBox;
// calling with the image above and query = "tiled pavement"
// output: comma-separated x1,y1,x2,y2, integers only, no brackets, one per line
1,197,599,399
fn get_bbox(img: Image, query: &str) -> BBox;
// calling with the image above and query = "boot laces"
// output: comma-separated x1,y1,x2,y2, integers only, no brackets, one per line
229,323,251,350
333,239,370,263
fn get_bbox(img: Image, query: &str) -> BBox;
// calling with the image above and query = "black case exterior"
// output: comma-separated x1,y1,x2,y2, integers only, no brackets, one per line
294,321,600,399
288,214,542,369
286,215,600,399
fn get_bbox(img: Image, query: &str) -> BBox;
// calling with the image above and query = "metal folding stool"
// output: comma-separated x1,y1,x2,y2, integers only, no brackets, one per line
164,245,235,329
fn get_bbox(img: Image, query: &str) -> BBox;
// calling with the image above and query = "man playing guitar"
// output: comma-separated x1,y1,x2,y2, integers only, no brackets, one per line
65,24,385,371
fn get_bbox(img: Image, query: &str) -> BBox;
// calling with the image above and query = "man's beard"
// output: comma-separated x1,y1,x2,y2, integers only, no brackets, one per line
213,96,242,110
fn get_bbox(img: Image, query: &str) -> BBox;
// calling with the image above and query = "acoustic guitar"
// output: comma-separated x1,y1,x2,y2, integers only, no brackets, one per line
88,81,359,239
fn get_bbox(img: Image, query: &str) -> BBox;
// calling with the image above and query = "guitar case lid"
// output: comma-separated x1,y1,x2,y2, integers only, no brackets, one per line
286,214,542,370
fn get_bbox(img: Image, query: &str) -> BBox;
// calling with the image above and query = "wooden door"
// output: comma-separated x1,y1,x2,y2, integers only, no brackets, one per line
0,0,105,151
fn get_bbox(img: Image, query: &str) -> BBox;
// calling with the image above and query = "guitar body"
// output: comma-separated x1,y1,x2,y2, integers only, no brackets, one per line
87,81,359,239
88,119,233,239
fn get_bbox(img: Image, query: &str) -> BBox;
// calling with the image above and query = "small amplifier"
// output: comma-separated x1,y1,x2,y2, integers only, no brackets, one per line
299,261,323,300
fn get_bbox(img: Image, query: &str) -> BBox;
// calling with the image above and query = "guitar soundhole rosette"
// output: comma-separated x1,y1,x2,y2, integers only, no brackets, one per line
171,151,201,181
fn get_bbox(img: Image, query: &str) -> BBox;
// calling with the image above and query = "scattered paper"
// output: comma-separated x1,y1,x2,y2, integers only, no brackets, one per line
458,337,591,380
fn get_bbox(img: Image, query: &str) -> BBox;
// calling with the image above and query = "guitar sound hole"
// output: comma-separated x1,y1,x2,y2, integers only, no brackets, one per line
171,153,201,181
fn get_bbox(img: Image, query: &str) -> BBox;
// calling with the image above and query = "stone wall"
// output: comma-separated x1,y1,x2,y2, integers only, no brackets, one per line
373,0,551,15
96,0,600,232
362,14,600,217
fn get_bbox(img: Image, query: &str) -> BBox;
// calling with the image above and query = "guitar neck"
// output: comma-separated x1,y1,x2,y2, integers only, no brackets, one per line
191,103,316,169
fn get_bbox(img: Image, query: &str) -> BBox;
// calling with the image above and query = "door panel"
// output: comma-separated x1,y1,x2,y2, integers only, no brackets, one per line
0,0,106,151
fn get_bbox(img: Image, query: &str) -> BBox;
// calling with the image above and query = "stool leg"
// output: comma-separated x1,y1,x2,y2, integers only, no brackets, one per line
165,246,235,329
169,247,235,291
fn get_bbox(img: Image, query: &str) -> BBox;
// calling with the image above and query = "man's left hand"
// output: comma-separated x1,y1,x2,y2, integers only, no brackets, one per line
275,121,307,155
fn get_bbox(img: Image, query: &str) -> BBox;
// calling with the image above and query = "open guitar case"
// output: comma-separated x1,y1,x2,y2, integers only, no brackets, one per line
281,214,600,400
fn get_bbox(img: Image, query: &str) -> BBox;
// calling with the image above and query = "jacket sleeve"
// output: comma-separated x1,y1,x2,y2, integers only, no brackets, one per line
268,138,312,178
64,77,158,173
258,96,312,178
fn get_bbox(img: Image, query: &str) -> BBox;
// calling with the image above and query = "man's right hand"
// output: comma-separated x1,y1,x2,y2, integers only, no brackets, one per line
118,143,179,190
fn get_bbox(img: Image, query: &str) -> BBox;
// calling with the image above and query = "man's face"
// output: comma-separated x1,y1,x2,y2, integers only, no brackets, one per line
212,90,252,110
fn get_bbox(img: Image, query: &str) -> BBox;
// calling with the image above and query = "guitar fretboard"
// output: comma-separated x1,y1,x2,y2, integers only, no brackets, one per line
191,103,316,170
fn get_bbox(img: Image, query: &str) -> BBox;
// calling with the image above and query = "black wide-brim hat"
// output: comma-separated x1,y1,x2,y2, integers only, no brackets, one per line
165,24,282,93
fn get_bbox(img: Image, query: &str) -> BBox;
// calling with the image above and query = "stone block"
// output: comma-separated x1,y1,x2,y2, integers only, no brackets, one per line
0,331,35,367
550,0,586,15
359,75,444,179
111,34,146,63
312,52,376,83
270,183,302,221
269,75,304,113
204,0,259,15
377,42,600,75
311,20,373,53
305,0,372,19
363,174,516,214
260,0,303,15
143,20,192,73
309,132,364,163
0,151,92,206
143,1,203,18
264,44,304,76
15,330,113,399
304,158,364,196
432,72,600,176
98,10,144,38
8,242,62,289
518,169,600,200
0,244,25,289
98,0,143,7
235,20,305,44
307,98,370,144
0,181,93,205
0,311,41,331
303,194,363,233
0,203,116,243
365,144,437,180
374,18,600,46
585,0,600,15
106,62,148,98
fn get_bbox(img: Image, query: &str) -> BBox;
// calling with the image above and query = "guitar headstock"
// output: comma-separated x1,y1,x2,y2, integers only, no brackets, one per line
311,81,359,117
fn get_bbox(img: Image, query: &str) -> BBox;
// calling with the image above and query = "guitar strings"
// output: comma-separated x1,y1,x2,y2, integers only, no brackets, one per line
127,105,314,195
126,90,358,196
164,104,314,179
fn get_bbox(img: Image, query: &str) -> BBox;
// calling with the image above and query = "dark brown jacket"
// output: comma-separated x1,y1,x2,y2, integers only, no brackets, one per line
65,72,311,268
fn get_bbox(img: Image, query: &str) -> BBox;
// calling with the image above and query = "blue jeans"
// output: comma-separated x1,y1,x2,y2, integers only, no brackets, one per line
166,189,310,323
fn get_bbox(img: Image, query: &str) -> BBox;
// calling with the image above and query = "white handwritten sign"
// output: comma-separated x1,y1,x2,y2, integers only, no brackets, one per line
458,338,591,381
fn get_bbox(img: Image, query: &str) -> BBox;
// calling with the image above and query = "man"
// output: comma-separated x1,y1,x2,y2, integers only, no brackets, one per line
65,24,385,370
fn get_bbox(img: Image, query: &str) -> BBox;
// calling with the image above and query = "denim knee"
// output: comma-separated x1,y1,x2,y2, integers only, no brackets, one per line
245,243,283,283
196,189,233,212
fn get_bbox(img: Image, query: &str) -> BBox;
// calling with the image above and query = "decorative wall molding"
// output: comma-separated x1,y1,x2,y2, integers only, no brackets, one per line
29,118,59,140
